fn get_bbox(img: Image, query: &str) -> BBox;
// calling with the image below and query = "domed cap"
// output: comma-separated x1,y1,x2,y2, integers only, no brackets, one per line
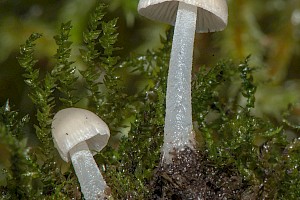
138,0,228,33
51,108,110,162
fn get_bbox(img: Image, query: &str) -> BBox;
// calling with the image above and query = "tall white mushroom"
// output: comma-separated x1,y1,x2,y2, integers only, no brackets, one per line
51,108,110,200
138,0,228,163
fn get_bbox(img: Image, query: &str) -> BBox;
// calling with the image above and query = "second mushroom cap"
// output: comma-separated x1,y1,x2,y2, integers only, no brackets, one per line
51,108,110,162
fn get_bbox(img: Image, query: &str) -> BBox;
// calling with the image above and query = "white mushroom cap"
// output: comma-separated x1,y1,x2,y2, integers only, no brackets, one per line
138,0,228,32
51,108,110,162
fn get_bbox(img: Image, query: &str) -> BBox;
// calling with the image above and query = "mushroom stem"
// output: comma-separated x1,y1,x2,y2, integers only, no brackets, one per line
163,2,197,163
69,141,108,200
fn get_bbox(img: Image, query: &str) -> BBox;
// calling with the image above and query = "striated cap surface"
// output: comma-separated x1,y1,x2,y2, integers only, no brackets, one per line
51,108,110,162
138,0,228,32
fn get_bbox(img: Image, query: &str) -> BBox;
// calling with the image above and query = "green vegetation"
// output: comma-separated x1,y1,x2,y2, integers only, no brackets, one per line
0,1,299,199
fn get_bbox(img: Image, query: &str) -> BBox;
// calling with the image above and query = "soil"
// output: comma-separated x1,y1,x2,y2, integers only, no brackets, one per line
150,147,256,200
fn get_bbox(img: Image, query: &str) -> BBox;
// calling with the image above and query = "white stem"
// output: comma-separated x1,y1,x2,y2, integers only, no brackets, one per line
163,2,197,163
70,141,108,200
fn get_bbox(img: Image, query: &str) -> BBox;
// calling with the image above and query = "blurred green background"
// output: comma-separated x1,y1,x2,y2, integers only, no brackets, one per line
0,0,300,126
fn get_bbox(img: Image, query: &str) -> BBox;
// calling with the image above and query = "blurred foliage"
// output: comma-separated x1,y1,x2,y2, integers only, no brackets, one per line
0,0,299,199
222,0,300,122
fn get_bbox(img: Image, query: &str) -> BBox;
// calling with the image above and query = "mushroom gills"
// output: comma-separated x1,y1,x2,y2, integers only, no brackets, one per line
163,2,197,162
69,141,107,200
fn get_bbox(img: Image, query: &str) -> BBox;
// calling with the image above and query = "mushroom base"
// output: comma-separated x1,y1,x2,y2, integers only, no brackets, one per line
150,147,257,199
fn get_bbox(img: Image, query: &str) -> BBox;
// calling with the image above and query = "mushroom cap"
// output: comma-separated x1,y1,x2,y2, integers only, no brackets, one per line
138,0,228,33
51,108,110,162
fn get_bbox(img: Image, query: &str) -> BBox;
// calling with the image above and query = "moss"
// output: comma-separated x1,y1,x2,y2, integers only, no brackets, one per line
0,1,299,199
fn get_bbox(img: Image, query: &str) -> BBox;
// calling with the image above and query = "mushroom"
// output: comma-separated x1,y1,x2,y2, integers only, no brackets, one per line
138,0,228,163
51,108,111,199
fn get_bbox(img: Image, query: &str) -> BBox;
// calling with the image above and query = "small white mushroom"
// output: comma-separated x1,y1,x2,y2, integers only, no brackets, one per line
138,0,228,163
51,108,110,200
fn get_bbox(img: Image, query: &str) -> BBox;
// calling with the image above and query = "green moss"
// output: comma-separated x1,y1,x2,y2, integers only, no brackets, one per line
53,21,78,107
97,35,171,198
0,1,299,199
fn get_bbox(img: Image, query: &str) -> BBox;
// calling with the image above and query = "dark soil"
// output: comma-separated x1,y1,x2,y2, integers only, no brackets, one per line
150,147,256,200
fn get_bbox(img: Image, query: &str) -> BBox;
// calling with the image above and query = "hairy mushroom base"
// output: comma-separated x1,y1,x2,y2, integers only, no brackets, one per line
151,147,257,199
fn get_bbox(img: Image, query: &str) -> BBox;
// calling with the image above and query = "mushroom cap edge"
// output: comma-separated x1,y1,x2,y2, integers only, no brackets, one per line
138,0,228,33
